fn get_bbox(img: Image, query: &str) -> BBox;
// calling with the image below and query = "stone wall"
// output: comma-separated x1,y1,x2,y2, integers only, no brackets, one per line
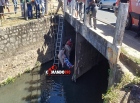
0,17,55,83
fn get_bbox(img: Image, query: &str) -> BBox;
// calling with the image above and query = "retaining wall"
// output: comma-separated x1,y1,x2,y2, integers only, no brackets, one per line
0,17,54,83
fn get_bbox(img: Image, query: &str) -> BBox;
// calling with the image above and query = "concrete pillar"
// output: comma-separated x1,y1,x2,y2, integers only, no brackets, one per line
72,32,103,82
108,3,129,87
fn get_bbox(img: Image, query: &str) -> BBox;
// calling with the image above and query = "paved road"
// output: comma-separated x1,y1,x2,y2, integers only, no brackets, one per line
96,8,140,57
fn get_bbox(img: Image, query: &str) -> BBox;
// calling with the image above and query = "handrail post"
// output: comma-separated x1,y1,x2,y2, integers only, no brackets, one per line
113,3,129,64
108,3,129,87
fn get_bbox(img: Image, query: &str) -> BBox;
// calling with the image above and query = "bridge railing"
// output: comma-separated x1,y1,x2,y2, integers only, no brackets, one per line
64,0,129,64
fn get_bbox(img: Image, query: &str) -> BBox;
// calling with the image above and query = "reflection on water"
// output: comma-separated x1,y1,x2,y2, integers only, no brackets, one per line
40,59,109,103
41,79,66,103
0,59,109,103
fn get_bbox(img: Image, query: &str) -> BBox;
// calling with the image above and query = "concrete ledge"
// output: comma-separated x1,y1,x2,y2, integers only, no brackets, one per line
65,12,113,60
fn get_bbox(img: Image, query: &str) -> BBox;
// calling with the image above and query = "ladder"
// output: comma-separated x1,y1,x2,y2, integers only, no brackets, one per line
53,15,64,67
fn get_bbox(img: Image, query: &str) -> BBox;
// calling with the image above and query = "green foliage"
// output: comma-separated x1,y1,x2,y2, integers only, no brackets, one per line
102,73,140,103
121,47,140,65
35,61,41,67
24,68,31,73
0,77,15,86
102,86,119,103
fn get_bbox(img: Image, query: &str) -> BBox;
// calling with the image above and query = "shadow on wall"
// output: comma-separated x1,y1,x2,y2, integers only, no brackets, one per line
22,23,55,102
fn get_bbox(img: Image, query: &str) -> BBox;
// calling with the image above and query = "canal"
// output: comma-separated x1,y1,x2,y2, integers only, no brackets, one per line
0,58,109,103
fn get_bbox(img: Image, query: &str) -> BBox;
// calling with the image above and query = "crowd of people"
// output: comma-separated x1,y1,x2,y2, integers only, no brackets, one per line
0,0,45,19
55,0,97,29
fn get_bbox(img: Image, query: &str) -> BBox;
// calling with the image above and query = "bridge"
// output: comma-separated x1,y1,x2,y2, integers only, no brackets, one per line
62,2,129,86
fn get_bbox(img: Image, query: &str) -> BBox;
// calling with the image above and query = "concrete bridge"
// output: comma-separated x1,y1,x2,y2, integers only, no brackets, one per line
63,2,129,86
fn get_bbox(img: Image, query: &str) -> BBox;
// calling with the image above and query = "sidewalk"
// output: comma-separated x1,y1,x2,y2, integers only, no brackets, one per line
90,20,140,70
93,21,140,56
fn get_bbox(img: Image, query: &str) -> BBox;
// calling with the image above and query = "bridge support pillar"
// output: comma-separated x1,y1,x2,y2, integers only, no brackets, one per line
72,32,103,82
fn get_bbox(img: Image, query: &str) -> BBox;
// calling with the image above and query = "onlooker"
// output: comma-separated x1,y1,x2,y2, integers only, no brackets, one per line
75,0,79,17
0,0,5,19
35,0,41,18
12,0,18,14
87,0,97,29
26,0,33,18
78,0,85,21
5,0,10,12
40,0,45,17
55,0,64,14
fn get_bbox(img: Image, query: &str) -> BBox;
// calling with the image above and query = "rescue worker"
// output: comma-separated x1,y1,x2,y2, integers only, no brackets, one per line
64,38,72,60
58,48,66,68
64,57,74,69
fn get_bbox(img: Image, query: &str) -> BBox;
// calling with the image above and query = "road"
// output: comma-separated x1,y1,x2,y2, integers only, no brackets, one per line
96,8,140,58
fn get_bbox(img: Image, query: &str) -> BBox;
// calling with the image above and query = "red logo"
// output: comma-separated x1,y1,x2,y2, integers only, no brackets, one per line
46,65,71,75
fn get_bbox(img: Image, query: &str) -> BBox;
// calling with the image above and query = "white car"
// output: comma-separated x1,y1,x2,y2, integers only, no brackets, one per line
99,0,116,11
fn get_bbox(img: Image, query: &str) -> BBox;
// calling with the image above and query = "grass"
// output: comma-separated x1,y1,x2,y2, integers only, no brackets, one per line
102,73,140,103
121,47,140,65
0,66,37,87
0,77,15,87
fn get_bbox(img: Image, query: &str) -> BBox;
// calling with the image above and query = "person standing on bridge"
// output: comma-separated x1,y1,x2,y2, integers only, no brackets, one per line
55,0,64,14
87,0,97,29
0,0,5,19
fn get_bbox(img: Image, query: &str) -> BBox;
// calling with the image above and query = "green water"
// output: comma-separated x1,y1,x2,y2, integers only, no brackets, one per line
0,59,109,103
0,68,41,103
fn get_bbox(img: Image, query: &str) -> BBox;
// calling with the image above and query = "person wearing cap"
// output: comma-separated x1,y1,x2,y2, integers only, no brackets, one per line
58,48,66,68
64,38,73,60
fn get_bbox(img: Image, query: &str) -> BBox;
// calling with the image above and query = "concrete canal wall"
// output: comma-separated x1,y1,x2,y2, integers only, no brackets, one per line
0,17,55,83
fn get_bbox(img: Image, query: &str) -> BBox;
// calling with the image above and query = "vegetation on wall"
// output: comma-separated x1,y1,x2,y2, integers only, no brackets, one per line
102,73,140,103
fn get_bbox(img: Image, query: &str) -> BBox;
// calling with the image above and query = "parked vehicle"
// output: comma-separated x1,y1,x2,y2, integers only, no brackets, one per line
115,0,140,29
98,0,116,10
